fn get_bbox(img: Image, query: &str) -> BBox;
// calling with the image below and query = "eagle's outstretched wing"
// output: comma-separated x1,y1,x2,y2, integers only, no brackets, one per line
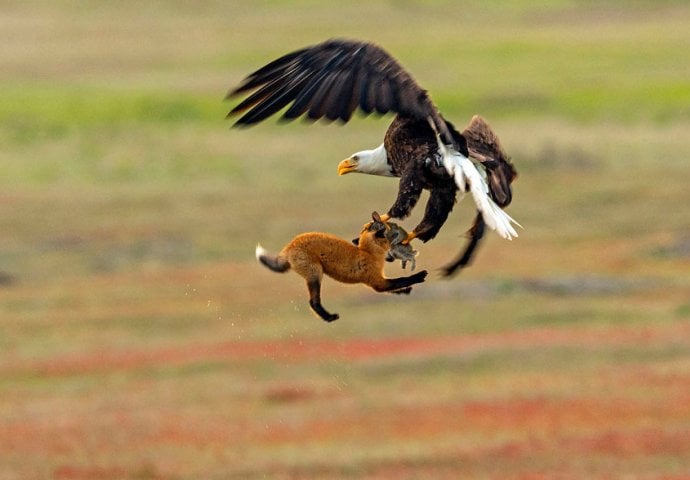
226,38,458,146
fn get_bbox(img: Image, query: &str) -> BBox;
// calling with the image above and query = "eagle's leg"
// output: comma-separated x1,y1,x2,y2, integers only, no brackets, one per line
410,185,456,243
441,212,485,277
387,173,424,222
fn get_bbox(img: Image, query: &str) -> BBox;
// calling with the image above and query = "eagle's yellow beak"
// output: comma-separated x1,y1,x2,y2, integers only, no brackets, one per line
338,158,358,176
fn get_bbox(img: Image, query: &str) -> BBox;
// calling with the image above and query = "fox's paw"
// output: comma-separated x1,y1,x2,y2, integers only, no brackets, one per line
412,270,428,283
323,313,339,322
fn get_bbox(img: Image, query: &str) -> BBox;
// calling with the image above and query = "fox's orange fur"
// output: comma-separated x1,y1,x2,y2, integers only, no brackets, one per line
256,212,427,321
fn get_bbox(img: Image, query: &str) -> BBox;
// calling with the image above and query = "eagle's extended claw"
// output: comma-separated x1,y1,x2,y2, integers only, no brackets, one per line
401,231,417,245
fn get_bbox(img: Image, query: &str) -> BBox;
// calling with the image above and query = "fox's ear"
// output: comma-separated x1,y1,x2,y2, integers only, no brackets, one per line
372,211,381,223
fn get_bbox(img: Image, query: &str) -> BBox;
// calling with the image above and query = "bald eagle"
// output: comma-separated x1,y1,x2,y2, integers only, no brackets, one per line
227,38,519,276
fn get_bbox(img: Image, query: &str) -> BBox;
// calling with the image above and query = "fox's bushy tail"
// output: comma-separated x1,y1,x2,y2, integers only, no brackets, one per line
256,244,290,273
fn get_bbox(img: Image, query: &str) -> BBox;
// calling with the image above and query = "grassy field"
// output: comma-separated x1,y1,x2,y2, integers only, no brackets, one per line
1,1,689,479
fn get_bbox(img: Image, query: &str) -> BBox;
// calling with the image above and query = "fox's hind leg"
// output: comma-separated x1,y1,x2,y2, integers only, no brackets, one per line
307,278,339,322
292,258,339,322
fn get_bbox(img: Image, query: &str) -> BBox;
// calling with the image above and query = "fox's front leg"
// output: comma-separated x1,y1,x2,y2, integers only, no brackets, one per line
373,270,428,293
307,279,339,322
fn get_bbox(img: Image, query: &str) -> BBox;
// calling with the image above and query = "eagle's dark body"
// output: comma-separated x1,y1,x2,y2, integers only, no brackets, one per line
384,115,460,243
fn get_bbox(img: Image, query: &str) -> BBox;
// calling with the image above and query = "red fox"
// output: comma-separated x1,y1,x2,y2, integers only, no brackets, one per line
256,212,428,322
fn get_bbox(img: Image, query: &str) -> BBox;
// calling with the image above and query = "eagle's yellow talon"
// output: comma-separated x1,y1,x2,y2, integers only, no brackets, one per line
401,231,417,245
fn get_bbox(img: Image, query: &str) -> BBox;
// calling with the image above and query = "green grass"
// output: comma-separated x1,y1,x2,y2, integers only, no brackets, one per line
1,1,689,479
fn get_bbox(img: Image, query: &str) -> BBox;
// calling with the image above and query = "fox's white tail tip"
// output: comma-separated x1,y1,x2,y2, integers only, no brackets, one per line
255,243,267,261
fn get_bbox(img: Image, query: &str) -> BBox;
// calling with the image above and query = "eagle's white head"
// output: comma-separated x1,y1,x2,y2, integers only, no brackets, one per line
337,144,394,177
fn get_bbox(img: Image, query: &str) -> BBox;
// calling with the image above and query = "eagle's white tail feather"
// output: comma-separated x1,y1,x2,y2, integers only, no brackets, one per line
442,146,521,240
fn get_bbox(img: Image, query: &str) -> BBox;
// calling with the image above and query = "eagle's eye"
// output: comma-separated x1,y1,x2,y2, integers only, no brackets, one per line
352,155,359,162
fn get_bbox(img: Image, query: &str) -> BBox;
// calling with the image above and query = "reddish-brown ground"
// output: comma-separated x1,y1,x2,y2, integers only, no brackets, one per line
2,318,689,479
4,321,689,378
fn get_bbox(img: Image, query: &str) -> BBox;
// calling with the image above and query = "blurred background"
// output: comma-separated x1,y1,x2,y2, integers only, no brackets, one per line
1,1,689,478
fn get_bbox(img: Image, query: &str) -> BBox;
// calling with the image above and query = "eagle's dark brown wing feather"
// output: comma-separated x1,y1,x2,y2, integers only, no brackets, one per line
227,39,436,127
462,115,517,207
228,47,309,96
